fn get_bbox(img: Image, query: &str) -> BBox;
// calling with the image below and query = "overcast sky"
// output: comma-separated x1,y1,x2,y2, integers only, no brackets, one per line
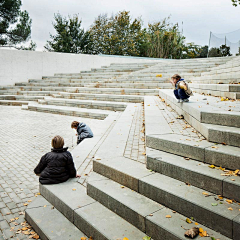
21,0,240,51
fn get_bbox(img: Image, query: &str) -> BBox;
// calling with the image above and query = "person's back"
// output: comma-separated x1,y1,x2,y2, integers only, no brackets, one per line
34,135,78,184
71,121,93,144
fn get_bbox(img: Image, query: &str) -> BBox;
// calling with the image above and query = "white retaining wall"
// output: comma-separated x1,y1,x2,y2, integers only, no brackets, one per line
0,49,160,86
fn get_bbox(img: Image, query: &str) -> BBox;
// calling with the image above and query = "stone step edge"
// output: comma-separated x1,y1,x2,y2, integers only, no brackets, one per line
24,104,109,120
92,157,240,238
39,179,146,239
87,172,231,240
146,147,240,202
159,89,240,128
146,133,240,171
25,195,87,240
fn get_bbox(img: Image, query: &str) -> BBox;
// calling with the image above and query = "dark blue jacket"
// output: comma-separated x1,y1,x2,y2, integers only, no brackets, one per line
77,122,93,144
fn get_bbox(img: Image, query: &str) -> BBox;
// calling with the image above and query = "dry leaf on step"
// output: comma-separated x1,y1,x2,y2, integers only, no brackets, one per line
184,227,199,238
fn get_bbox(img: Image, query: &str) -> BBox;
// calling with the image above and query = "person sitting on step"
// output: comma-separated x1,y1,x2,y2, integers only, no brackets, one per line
34,135,80,184
170,74,193,103
71,121,93,145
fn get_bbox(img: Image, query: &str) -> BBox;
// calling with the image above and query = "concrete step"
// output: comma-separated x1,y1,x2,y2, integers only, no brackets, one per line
0,95,45,101
146,147,240,202
59,92,144,103
0,87,159,96
39,179,146,239
159,90,240,147
191,88,240,100
0,100,29,106
93,157,240,239
87,82,172,89
87,172,231,240
159,89,240,128
23,103,110,120
41,97,127,111
25,195,87,240
146,133,240,170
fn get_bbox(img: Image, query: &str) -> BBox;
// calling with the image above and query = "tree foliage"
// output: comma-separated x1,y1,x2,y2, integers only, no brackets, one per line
208,45,232,57
45,13,91,53
145,17,185,59
88,11,145,56
0,0,32,46
231,0,240,6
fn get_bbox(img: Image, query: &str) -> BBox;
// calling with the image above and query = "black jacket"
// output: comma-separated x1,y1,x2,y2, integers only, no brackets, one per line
34,147,76,184
77,122,93,144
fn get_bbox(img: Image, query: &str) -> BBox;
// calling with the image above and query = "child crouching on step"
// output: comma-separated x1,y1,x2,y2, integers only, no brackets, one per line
170,74,193,103
71,121,93,145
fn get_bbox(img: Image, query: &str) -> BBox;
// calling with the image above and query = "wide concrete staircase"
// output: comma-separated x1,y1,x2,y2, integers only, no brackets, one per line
2,56,239,239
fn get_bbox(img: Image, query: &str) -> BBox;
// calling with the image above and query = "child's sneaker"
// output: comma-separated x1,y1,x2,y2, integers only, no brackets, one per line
183,99,189,102
177,99,183,103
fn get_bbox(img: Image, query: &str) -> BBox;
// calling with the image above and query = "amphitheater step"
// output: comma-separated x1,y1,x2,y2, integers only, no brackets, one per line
40,97,127,111
92,157,240,238
25,196,87,240
146,133,240,170
23,103,110,119
87,172,231,240
146,147,240,201
58,92,144,103
39,179,146,239
159,89,240,128
0,100,29,106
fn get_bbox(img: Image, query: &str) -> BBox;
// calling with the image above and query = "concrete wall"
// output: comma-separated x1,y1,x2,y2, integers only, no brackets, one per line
0,49,160,86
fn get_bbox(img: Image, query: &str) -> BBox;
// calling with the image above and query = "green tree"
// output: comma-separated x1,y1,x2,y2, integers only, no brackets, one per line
208,45,232,57
0,0,32,46
45,13,91,53
145,17,185,59
88,11,145,56
182,43,201,58
231,0,240,6
199,45,208,58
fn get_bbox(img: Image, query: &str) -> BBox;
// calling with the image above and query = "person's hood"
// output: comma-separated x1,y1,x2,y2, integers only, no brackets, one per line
78,122,86,128
51,147,68,153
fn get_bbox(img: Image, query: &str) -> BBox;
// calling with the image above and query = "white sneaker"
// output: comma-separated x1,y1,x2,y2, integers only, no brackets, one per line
183,99,189,102
177,99,183,103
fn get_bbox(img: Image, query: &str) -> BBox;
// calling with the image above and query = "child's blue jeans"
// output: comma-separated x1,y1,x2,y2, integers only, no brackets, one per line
174,89,190,100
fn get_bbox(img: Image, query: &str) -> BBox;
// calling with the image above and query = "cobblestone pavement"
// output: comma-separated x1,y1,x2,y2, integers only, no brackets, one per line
0,106,101,240
124,104,146,163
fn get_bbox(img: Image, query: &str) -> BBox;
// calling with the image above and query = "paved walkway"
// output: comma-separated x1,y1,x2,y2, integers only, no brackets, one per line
0,106,101,240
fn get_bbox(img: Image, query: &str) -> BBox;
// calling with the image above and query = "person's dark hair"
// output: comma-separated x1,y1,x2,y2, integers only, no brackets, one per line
51,135,64,149
71,121,79,128
171,74,181,80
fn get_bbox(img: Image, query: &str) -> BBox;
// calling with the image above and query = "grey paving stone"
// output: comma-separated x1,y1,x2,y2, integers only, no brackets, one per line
205,144,240,170
93,156,153,191
146,148,228,195
40,178,95,222
146,207,231,240
26,197,87,240
139,173,239,238
74,202,146,240
87,173,163,232
146,133,214,161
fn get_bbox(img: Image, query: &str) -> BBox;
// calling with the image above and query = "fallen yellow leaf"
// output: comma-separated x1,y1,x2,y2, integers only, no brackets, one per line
123,238,129,240
186,218,192,224
202,192,209,196
199,228,203,233
228,207,233,211
195,222,198,225
226,199,233,204
166,215,171,218
72,188,76,191
81,237,87,240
